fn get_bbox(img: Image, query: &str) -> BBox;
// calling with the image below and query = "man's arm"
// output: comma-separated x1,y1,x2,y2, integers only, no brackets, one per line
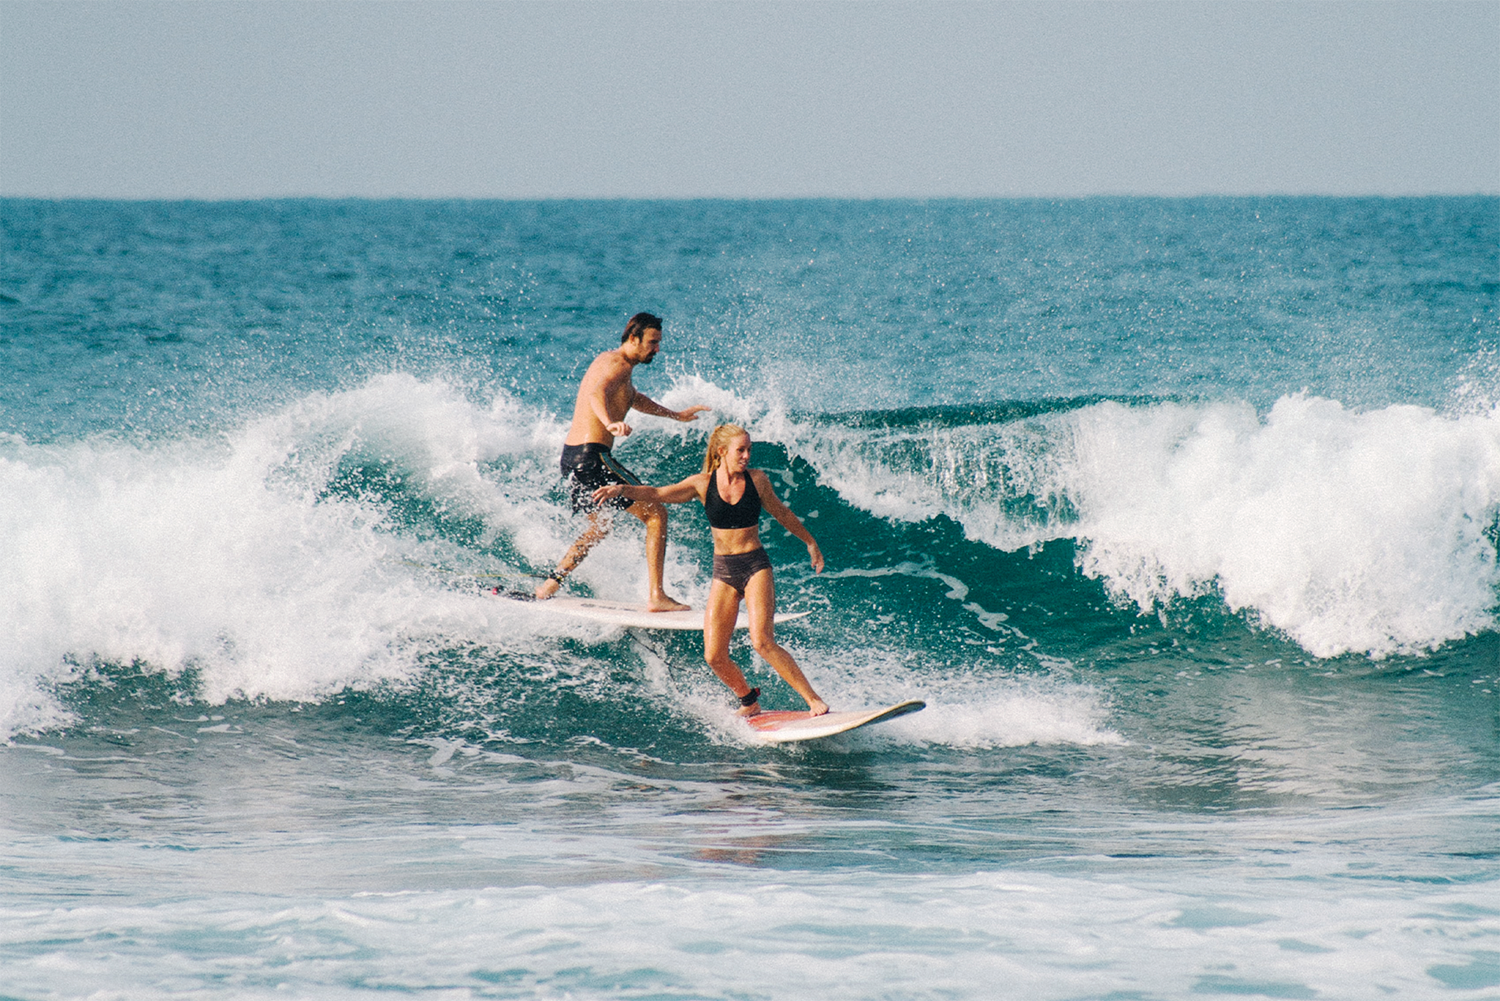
629,393,711,423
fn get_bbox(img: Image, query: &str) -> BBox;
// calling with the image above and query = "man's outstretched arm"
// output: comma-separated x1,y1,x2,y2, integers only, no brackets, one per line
630,394,711,422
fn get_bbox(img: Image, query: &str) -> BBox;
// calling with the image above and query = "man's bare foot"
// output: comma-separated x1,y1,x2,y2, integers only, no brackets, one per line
805,698,829,717
735,701,761,717
646,593,690,613
534,576,560,601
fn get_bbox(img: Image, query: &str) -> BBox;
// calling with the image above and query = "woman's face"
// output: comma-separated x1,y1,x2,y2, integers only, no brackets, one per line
721,434,752,473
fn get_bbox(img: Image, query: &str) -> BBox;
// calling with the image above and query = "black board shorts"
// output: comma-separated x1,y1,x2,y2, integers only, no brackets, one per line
561,442,642,513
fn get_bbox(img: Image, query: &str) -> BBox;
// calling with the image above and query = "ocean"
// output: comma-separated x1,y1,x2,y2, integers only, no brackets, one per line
1,197,1497,1000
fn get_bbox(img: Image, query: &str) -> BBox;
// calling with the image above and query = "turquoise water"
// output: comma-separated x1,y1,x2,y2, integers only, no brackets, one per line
1,198,1497,999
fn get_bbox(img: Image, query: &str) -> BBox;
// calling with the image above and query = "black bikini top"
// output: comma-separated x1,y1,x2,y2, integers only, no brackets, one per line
705,469,762,529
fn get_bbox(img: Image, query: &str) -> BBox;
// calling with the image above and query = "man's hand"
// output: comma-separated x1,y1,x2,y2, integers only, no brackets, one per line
676,405,711,422
606,420,633,438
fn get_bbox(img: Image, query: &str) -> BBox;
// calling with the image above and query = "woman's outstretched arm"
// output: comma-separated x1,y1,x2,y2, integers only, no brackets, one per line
592,472,706,508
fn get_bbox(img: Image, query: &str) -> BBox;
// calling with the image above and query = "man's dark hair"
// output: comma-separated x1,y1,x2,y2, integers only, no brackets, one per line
622,312,664,343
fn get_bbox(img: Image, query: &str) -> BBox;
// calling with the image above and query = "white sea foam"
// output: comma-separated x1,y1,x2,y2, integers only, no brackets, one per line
0,375,711,738
1068,396,1500,658
779,394,1500,659
2,843,1490,1001
899,678,1124,749
629,610,1119,750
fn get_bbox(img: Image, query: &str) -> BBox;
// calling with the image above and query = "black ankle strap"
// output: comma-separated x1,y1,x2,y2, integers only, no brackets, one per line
739,687,760,707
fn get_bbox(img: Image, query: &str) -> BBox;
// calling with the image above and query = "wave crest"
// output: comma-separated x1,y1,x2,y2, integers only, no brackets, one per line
782,394,1500,658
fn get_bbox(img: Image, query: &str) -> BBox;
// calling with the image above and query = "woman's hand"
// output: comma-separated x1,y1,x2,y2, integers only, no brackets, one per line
591,484,624,505
808,541,825,574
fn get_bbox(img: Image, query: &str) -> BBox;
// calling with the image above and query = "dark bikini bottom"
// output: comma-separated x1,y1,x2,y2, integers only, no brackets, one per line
712,547,772,593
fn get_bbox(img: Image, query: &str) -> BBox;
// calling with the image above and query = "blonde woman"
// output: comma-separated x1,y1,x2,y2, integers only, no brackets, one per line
591,424,829,717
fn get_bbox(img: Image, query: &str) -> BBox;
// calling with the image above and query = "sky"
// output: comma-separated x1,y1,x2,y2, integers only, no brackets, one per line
1,0,1497,199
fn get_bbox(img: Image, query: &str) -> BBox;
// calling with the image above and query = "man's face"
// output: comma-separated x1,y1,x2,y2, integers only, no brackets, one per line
628,328,662,364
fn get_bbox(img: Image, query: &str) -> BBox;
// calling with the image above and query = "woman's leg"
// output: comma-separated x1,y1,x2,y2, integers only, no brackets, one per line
703,579,759,715
743,569,828,716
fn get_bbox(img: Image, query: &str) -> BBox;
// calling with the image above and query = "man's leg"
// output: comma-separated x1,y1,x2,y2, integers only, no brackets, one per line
628,499,689,612
534,510,610,600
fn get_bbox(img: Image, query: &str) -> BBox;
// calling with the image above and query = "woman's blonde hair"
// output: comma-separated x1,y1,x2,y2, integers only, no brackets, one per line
703,424,749,475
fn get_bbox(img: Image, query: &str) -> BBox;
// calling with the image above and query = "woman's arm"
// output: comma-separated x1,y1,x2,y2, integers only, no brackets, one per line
592,473,706,507
750,470,825,573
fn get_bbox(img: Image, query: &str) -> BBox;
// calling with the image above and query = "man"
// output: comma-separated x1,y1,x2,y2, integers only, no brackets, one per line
535,312,710,609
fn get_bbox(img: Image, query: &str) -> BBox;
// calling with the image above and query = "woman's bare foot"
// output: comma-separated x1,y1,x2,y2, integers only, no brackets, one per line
805,698,829,717
647,593,690,612
534,577,560,601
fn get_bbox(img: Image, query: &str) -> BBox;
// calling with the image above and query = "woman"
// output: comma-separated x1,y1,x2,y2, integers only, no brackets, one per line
592,424,829,718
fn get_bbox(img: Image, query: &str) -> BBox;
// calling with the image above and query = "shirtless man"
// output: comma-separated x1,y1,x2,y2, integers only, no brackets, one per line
534,312,710,609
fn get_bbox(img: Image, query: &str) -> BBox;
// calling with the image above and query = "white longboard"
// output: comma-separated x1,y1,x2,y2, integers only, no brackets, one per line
746,700,926,743
495,591,811,632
